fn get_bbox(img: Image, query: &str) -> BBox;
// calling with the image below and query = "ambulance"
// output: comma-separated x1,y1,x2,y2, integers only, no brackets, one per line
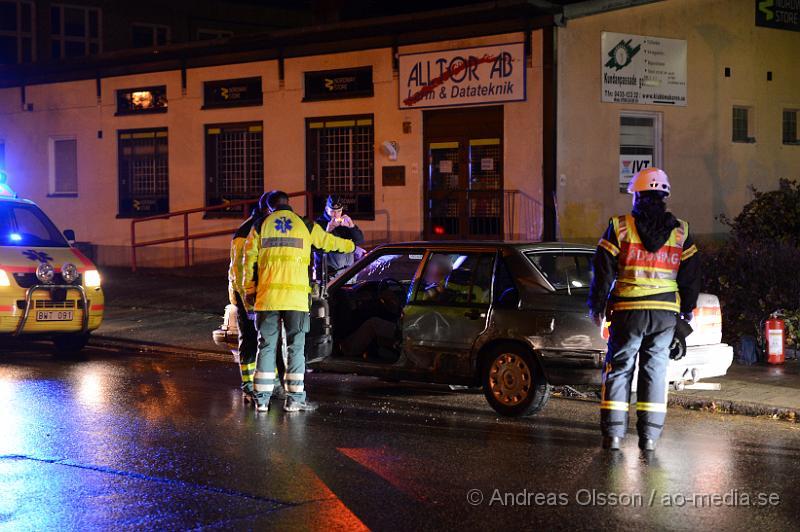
0,172,104,353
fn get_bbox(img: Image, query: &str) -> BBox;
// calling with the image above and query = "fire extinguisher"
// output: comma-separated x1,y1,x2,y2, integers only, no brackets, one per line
765,312,785,365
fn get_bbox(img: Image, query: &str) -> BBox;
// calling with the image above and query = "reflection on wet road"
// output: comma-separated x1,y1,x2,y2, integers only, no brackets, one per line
0,346,798,530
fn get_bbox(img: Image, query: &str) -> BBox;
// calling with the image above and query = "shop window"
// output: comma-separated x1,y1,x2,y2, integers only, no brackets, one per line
619,112,661,193
116,86,167,115
306,116,374,220
49,137,77,195
204,123,263,216
197,29,232,41
131,23,170,48
51,4,101,58
732,106,755,143
0,0,34,64
118,129,169,217
783,110,799,145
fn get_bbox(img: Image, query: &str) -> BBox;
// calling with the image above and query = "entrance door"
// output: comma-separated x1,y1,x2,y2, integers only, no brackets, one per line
423,106,503,240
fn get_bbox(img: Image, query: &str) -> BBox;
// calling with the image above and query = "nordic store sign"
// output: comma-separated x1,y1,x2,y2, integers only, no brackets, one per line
601,32,687,106
756,0,800,32
398,43,526,109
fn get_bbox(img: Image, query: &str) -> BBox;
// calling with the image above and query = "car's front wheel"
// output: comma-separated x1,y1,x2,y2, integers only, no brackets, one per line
53,333,90,355
482,344,550,417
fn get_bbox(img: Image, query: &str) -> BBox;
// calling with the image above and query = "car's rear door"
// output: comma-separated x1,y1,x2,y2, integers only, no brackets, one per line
401,248,496,378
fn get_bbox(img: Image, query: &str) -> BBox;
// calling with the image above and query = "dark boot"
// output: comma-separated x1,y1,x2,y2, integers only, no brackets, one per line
602,436,622,450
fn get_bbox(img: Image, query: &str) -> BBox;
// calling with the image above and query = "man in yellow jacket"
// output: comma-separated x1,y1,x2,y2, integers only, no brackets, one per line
243,190,355,412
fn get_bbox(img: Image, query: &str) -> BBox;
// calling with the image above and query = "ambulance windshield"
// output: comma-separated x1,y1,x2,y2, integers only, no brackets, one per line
0,202,69,247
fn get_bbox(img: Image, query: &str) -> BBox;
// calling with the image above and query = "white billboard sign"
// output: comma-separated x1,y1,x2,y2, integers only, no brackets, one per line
601,32,687,106
398,43,526,109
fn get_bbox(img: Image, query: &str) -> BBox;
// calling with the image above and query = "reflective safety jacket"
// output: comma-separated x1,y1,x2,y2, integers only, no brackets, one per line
228,215,256,306
243,206,355,312
590,214,700,314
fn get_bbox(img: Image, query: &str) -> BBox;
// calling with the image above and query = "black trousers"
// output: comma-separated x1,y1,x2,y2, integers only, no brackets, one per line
600,310,676,440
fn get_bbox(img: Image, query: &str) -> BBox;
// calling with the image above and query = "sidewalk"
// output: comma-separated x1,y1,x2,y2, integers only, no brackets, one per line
94,264,800,421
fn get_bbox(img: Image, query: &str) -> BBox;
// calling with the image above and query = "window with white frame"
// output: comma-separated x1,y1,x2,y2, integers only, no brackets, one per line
50,4,101,59
783,109,799,145
619,112,661,193
131,23,170,48
196,28,233,41
49,137,78,195
732,106,755,143
0,0,34,64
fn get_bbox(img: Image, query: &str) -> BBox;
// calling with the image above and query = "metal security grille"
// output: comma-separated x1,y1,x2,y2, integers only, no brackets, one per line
783,110,798,144
205,123,263,214
732,107,750,142
307,116,374,219
118,129,169,217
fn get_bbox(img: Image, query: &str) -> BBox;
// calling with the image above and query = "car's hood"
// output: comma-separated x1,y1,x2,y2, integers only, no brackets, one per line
0,246,96,273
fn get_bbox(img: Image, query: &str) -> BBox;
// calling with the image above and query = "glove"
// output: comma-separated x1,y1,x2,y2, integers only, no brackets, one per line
244,293,256,308
589,309,605,327
680,312,694,322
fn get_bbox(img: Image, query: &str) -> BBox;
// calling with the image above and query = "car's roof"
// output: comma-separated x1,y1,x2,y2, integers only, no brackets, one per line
372,241,595,252
0,196,34,205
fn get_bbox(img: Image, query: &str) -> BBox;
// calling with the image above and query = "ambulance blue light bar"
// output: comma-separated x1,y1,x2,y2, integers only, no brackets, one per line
0,171,17,198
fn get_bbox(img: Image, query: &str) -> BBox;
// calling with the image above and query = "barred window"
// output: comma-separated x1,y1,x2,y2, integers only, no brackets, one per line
306,115,374,219
118,129,169,217
783,110,798,145
732,107,753,143
205,123,263,216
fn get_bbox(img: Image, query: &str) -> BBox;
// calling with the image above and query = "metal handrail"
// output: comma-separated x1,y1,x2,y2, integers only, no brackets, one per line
504,189,544,241
131,191,313,271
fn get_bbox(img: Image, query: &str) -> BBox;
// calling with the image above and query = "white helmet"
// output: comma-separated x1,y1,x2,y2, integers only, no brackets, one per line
627,167,671,196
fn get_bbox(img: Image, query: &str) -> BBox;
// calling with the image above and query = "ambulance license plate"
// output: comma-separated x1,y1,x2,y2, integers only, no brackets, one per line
36,310,74,321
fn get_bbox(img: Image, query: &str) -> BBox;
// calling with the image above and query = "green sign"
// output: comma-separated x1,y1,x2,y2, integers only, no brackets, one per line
756,0,800,32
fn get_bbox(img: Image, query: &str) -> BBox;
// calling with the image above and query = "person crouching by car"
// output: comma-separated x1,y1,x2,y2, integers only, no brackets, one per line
315,195,364,279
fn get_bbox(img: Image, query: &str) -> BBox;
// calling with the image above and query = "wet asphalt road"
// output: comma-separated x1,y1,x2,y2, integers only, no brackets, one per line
1,345,798,531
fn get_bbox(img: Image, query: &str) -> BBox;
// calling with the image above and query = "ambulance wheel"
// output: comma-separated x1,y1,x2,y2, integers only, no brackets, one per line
482,344,550,417
53,333,89,355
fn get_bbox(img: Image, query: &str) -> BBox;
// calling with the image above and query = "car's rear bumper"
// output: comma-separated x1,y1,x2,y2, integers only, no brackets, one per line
667,343,734,383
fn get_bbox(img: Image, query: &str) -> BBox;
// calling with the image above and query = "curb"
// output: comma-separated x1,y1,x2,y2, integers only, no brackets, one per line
89,336,799,423
668,394,798,422
91,335,232,363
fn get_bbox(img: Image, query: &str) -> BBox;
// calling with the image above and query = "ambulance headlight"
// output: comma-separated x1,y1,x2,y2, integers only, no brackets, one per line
61,263,79,284
0,269,10,287
84,269,101,287
36,263,55,284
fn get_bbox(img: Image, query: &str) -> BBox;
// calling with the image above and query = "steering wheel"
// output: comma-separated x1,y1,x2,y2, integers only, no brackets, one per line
377,278,404,316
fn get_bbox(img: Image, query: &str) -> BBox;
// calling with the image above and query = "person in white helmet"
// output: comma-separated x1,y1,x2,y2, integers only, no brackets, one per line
588,167,700,452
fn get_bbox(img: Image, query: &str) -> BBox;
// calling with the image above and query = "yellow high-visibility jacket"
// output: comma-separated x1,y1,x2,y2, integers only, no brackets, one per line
228,216,256,306
243,206,355,312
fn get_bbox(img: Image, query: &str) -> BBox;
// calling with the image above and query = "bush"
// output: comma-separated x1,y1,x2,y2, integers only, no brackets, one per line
704,179,800,347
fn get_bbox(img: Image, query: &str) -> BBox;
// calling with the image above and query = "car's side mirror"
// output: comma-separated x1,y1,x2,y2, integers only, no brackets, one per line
63,229,76,243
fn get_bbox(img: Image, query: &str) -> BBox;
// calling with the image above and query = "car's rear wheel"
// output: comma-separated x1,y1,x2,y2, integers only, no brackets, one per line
53,333,89,356
482,344,550,417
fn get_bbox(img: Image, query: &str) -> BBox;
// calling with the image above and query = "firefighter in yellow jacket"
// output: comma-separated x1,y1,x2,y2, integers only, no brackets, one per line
589,168,700,452
243,190,355,412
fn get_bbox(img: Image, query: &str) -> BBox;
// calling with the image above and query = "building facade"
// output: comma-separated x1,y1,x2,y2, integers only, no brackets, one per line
557,0,800,241
0,3,556,266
